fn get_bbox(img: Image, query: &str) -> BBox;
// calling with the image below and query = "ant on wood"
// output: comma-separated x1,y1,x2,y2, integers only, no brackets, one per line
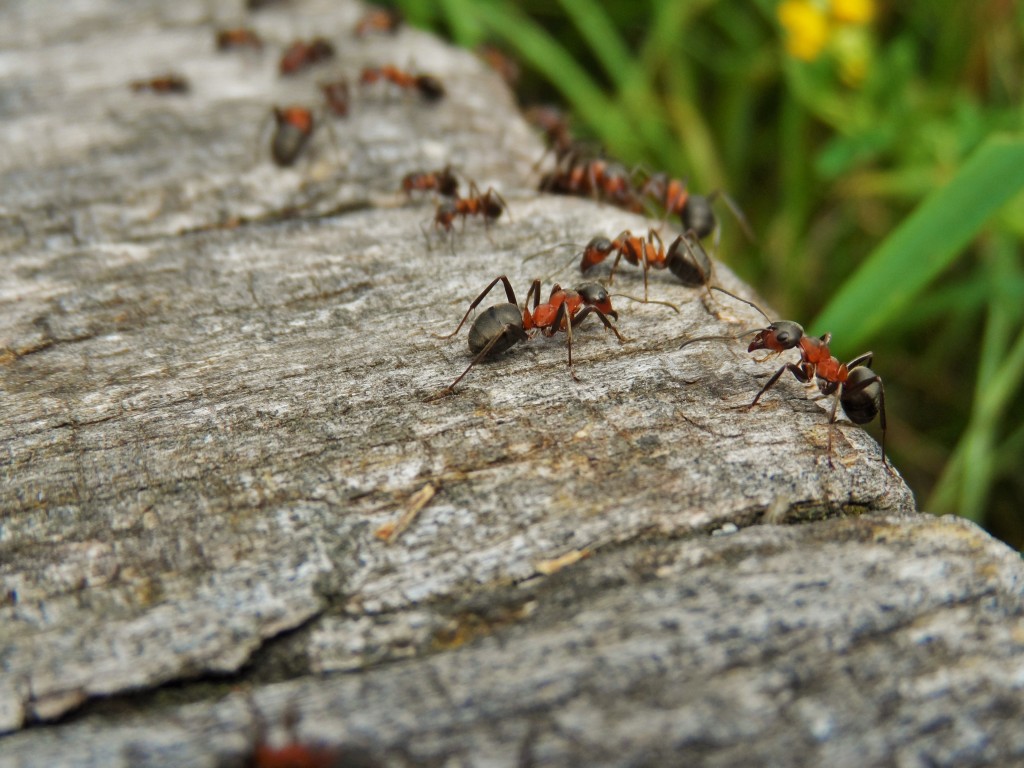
640,172,755,244
577,229,716,303
541,155,643,213
359,66,445,102
679,289,889,468
429,276,624,398
215,28,264,52
402,165,460,197
267,106,315,167
433,182,509,234
319,79,351,117
236,695,384,768
130,74,189,94
353,6,403,37
279,37,335,76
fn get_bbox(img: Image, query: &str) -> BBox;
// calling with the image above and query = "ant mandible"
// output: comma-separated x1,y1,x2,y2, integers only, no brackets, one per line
679,289,889,468
359,66,445,101
430,276,624,398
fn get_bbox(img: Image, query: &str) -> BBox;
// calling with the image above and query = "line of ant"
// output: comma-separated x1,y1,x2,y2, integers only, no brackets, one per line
678,287,889,469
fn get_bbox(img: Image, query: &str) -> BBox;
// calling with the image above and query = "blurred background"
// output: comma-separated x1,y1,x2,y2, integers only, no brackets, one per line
392,0,1024,549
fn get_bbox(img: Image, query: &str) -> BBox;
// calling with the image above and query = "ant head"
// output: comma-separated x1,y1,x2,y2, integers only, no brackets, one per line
415,75,446,101
747,320,804,353
575,282,617,319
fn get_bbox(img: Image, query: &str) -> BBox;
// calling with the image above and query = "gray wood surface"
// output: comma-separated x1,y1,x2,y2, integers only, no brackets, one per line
1,1,1021,766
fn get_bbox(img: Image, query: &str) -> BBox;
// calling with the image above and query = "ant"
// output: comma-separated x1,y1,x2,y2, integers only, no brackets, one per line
679,289,888,468
402,165,460,197
430,276,624,398
578,229,715,302
319,79,350,117
130,74,189,94
541,155,643,212
279,37,335,76
353,6,403,36
359,66,445,102
476,44,520,87
267,106,315,167
433,182,509,233
215,28,264,51
524,105,576,167
238,696,384,768
640,173,754,244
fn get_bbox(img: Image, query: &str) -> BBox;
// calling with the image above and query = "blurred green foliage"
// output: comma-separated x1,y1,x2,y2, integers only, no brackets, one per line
397,0,1024,548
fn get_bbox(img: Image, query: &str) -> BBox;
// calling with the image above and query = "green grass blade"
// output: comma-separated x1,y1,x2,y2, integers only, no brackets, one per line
811,135,1024,355
553,0,635,89
469,3,644,159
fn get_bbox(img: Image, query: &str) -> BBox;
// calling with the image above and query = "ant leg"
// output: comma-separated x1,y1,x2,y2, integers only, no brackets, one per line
551,300,580,381
840,368,889,469
571,306,626,343
428,327,522,400
749,363,804,408
846,351,874,370
433,276,518,339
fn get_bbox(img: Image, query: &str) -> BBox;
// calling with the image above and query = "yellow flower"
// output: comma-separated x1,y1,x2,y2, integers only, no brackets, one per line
830,0,875,25
778,0,830,61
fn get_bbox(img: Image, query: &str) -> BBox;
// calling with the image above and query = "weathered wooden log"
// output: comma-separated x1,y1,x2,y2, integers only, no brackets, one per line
1,2,1021,767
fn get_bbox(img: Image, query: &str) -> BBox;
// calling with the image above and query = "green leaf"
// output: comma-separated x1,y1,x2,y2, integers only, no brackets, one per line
811,135,1024,355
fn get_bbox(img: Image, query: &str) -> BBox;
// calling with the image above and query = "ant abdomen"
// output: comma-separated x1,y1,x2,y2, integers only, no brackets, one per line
468,304,526,356
840,366,882,424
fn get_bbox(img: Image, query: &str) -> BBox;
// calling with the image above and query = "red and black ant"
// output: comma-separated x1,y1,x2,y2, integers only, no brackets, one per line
319,79,350,117
359,66,445,102
679,290,889,468
354,6,403,36
279,37,335,76
402,165,460,197
238,696,384,768
578,229,715,302
541,155,643,213
215,28,264,51
267,106,315,167
430,276,624,398
433,182,509,233
130,74,189,94
640,172,754,244
524,105,576,166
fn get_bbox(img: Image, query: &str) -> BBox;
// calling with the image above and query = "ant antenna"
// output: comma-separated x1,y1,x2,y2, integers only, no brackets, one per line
678,328,761,350
609,292,679,313
709,286,772,323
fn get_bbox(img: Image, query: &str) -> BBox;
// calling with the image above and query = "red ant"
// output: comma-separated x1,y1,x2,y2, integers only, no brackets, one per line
239,696,383,768
476,44,521,87
524,105,576,167
430,276,624,398
359,66,445,101
679,289,888,468
433,182,509,233
402,165,460,197
578,229,715,302
319,79,350,117
353,6,403,36
268,106,315,167
279,38,335,76
216,28,264,51
541,155,643,212
640,172,754,244
130,74,189,94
